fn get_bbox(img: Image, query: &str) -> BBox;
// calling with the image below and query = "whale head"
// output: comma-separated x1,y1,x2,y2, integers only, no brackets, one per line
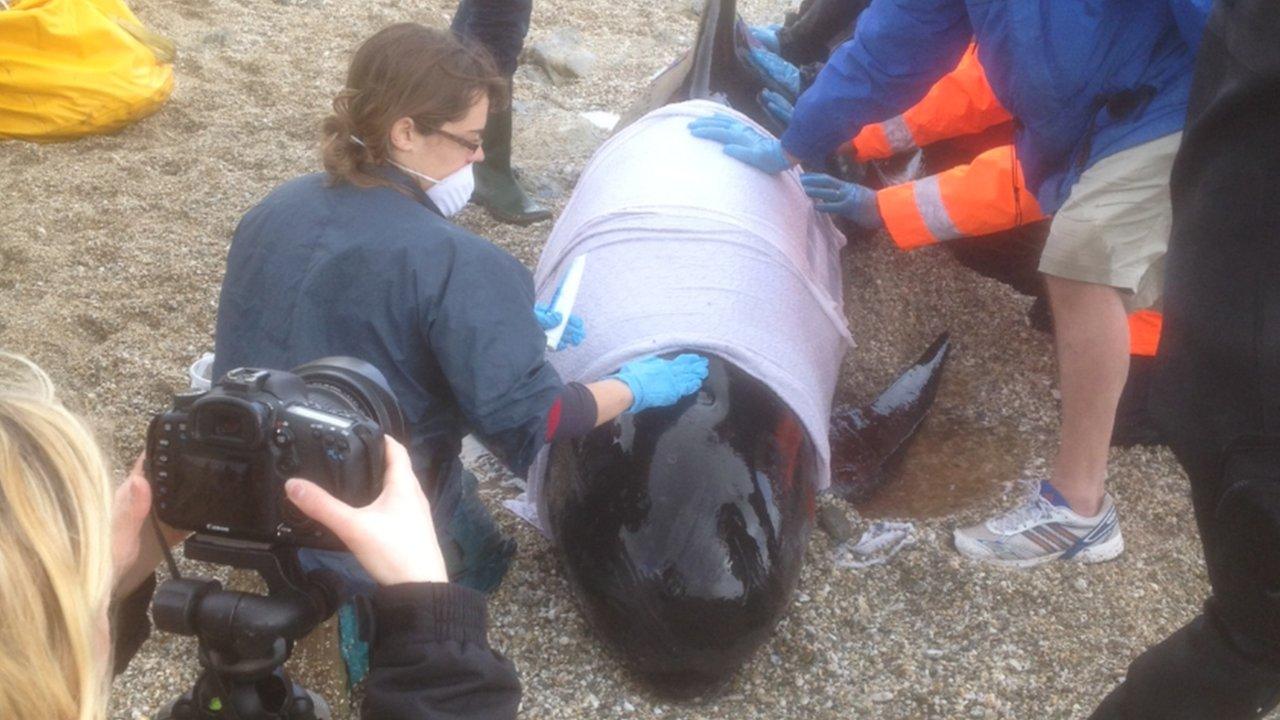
544,357,815,695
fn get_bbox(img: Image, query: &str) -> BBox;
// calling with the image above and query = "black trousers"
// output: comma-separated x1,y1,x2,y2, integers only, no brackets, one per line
451,0,533,77
775,0,869,66
1092,0,1280,714
1091,440,1280,719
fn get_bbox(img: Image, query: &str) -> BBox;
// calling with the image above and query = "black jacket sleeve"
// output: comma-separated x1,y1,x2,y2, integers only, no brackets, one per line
112,575,521,719
362,583,522,720
111,573,158,676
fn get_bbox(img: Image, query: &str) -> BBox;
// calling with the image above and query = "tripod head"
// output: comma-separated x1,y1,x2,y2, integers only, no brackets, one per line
153,534,341,719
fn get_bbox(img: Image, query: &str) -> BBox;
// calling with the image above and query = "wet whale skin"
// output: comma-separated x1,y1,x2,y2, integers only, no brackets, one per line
545,358,814,692
533,0,948,690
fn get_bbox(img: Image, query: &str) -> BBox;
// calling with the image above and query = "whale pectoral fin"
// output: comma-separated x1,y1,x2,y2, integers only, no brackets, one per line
829,332,951,503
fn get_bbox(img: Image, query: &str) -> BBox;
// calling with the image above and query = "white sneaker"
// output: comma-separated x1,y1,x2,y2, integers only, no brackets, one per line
953,480,1124,568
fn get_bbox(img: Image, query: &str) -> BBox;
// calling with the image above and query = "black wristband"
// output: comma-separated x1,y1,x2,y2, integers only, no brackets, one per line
549,381,598,441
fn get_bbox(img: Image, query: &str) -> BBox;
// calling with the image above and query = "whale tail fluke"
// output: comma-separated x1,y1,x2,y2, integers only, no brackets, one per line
829,332,951,502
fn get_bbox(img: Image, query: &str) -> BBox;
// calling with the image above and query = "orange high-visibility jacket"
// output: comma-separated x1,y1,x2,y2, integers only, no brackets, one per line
843,43,1161,356
875,144,1047,251
846,44,1010,162
1128,310,1162,358
845,43,1047,251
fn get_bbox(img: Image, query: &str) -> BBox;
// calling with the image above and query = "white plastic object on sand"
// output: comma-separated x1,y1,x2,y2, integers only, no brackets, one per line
188,352,215,392
580,111,621,132
544,254,587,350
835,521,917,569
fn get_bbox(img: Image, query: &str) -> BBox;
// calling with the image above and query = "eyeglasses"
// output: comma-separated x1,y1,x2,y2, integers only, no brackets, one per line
433,127,483,154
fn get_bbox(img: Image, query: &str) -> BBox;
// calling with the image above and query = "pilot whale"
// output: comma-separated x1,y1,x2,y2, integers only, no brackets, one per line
520,0,950,695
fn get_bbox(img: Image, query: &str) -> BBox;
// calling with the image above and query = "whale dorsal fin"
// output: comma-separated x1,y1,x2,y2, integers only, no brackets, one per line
617,0,775,132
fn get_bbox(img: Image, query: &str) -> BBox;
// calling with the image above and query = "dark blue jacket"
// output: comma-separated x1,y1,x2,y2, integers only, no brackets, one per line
783,0,1212,213
213,167,562,487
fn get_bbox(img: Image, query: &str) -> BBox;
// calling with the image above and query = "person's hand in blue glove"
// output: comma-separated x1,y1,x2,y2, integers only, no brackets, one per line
749,24,782,54
749,48,800,99
800,173,884,229
612,354,709,413
688,114,794,175
534,305,586,350
760,89,794,129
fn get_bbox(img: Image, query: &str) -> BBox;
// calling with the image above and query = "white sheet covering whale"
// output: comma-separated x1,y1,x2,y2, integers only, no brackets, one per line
515,99,854,531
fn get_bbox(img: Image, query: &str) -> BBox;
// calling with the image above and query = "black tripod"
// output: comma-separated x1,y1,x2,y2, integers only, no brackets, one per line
153,535,339,719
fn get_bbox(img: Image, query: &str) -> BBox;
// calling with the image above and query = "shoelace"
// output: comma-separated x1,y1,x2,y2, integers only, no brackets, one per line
988,494,1056,534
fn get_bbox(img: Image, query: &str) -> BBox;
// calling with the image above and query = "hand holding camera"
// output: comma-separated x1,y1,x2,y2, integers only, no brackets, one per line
143,356,450,588
111,454,189,598
146,357,408,549
285,437,447,586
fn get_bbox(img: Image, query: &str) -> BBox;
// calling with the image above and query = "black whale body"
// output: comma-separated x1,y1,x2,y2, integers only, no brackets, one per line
543,340,949,694
545,359,815,694
540,0,951,694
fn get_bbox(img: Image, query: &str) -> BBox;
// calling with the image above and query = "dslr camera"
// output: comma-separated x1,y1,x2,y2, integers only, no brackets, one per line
145,357,406,550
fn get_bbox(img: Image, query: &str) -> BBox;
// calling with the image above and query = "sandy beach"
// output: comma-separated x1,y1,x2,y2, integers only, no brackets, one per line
0,0,1244,716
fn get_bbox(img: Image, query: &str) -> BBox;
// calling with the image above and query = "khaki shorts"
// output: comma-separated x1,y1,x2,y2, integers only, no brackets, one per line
1038,132,1183,311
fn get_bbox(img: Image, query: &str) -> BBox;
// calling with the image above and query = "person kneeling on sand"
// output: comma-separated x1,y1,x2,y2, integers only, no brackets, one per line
212,23,708,596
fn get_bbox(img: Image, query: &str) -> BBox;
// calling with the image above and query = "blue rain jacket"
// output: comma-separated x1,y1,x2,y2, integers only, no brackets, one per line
783,0,1212,213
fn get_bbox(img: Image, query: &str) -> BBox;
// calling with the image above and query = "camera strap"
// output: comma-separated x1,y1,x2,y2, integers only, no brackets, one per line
150,510,183,580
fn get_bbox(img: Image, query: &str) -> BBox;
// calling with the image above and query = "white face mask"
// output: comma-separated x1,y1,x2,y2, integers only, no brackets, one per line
389,160,475,218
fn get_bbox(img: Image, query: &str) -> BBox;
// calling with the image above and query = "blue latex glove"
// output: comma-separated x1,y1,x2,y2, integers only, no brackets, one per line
749,48,800,99
534,304,586,350
688,114,792,175
612,354,709,413
800,173,884,229
749,24,782,54
760,89,793,129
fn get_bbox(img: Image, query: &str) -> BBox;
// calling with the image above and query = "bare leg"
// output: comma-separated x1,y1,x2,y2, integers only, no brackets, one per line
1045,275,1130,517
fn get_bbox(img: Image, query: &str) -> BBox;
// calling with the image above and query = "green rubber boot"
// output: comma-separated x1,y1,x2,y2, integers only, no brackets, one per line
473,87,552,226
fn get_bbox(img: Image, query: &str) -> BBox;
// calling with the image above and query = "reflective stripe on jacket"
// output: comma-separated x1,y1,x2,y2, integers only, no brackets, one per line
876,143,1045,250
873,150,1161,355
847,43,1009,162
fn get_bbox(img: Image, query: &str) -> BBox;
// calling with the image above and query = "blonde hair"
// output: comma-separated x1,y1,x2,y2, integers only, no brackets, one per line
0,354,114,720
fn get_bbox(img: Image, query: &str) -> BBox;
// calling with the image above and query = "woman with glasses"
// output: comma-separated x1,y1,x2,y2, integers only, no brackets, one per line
212,23,708,597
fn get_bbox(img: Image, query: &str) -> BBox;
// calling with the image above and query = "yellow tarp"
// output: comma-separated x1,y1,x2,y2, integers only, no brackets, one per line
0,0,174,142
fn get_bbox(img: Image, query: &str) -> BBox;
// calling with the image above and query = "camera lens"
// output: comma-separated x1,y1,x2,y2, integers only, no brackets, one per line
290,357,407,441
